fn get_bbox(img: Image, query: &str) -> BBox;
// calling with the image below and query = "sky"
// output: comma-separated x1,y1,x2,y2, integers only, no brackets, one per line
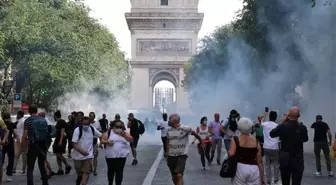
84,0,242,87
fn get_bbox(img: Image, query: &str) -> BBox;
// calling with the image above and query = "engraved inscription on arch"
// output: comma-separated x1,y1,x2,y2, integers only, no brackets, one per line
129,19,200,30
137,39,192,56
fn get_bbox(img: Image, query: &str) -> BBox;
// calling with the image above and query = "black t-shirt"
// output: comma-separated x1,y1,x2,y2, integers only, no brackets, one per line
270,120,308,156
99,118,108,132
130,119,139,137
65,121,75,136
55,119,67,142
311,121,330,143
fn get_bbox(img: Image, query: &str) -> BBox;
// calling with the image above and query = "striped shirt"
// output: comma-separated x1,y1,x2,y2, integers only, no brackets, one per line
24,115,48,145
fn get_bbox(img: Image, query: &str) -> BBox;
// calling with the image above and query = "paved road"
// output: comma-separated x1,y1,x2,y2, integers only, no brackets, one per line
8,145,161,185
5,144,336,185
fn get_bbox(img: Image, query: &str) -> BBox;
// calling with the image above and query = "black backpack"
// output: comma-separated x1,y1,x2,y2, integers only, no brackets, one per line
138,120,145,135
78,125,95,140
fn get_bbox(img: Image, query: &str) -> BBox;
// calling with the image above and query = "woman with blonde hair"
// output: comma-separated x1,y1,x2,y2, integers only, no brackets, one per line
228,117,265,185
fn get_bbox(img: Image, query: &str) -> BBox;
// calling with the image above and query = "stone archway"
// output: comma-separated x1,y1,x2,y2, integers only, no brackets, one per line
149,68,179,109
125,0,203,112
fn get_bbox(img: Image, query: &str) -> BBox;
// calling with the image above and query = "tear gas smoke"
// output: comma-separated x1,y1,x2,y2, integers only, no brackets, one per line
187,1,335,152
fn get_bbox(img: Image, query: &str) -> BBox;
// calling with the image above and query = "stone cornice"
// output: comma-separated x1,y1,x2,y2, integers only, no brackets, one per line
130,61,188,65
125,12,204,19
126,19,203,31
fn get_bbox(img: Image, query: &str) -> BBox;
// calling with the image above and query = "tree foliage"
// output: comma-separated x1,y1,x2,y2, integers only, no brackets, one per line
0,0,130,110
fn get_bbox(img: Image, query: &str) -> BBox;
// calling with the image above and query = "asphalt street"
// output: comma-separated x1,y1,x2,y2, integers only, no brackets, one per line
5,144,336,185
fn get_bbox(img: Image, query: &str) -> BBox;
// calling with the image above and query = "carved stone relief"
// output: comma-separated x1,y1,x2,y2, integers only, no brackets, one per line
137,39,191,56
149,68,180,85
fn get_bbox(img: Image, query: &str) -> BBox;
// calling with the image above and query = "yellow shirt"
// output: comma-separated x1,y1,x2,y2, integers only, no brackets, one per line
0,119,7,129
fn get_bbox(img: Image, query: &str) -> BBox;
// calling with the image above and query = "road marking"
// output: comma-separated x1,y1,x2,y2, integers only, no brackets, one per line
142,147,163,185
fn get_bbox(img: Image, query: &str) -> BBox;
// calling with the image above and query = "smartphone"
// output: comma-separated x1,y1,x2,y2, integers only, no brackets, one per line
265,107,269,112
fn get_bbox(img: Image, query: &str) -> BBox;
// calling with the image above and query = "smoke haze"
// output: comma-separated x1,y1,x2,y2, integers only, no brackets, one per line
187,0,335,152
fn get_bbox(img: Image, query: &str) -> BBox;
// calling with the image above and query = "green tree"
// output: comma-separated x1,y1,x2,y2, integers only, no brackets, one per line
0,0,130,110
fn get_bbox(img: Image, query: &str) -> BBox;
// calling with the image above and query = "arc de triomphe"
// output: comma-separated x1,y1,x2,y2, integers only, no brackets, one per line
125,0,203,113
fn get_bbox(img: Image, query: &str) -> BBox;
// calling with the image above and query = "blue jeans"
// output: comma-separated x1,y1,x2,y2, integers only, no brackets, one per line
224,139,231,152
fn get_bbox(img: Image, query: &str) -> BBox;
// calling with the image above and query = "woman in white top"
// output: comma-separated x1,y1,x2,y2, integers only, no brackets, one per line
101,120,133,185
192,117,212,170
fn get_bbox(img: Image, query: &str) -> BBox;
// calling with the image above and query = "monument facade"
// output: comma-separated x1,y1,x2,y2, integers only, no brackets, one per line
125,0,203,113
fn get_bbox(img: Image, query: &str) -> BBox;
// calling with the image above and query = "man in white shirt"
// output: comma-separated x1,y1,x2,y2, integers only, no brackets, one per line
13,111,26,174
157,113,169,155
72,116,102,185
88,112,101,176
262,111,280,185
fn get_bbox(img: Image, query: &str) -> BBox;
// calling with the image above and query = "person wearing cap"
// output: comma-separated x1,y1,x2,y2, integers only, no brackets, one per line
221,110,240,152
127,113,140,165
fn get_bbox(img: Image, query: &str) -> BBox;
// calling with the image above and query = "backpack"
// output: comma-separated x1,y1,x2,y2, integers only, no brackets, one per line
33,118,49,143
138,120,145,135
78,125,95,140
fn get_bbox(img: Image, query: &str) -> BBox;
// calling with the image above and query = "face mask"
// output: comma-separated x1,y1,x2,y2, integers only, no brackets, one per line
114,128,122,134
82,125,90,131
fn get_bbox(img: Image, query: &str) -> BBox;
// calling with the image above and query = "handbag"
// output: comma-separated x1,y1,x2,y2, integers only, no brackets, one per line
219,136,239,178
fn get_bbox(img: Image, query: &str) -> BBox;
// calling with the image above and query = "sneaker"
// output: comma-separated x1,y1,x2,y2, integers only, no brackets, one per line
93,171,98,176
131,159,138,165
328,171,334,177
315,171,322,176
5,175,12,182
201,167,205,171
216,160,221,165
65,165,72,174
56,170,64,175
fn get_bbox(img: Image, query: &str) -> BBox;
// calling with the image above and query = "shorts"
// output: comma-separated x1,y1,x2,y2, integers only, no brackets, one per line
53,143,66,154
130,136,139,148
167,155,188,175
74,159,92,176
93,145,99,157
